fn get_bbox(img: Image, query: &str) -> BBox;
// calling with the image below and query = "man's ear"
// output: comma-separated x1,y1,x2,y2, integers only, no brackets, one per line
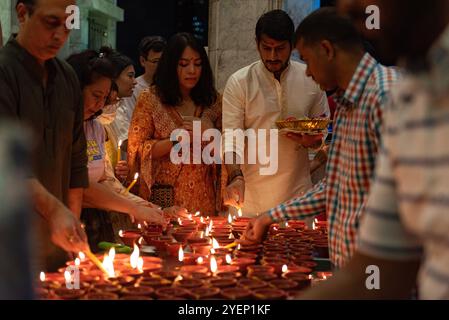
16,3,29,24
320,40,336,61
139,56,146,68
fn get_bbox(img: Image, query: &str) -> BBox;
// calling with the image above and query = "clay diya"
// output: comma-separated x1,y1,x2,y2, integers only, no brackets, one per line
237,278,269,290
230,258,256,273
188,287,220,300
252,288,287,300
282,272,312,289
150,271,179,281
269,279,299,291
84,292,119,300
190,243,212,255
174,278,205,289
155,287,190,299
220,287,252,300
119,230,142,247
249,272,278,282
121,286,154,297
208,278,237,289
53,288,86,300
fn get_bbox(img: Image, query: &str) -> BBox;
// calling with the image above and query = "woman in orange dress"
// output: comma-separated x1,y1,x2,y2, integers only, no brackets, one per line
128,33,222,215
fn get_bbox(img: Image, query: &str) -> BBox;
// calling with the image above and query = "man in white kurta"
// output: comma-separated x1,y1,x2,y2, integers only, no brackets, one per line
222,10,329,217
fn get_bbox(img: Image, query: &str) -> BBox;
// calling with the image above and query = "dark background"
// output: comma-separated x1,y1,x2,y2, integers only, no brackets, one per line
117,0,209,75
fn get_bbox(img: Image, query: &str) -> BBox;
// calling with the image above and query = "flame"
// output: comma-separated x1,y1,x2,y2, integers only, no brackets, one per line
138,223,142,229
118,140,123,148
228,233,233,239
225,254,232,265
199,231,204,239
133,172,139,180
137,257,144,273
227,213,233,224
118,230,124,237
188,214,192,220
75,258,80,266
109,247,116,262
315,218,319,224
237,244,241,250
205,226,210,237
323,275,327,280
210,248,216,255
282,264,288,273
178,246,184,262
238,208,243,217
178,218,183,226
212,238,220,249
195,211,201,217
130,244,139,269
102,253,115,278
40,272,45,282
174,275,183,282
273,226,278,231
209,220,213,230
64,271,71,283
78,252,86,261
210,256,218,274
196,257,204,264
285,222,289,227
200,216,204,224
138,237,143,245
309,275,313,280
312,221,316,230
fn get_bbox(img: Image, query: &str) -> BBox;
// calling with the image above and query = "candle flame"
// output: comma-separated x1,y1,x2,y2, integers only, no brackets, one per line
40,272,45,282
195,211,201,217
138,237,143,245
209,220,213,230
188,214,192,220
237,244,241,250
196,257,204,264
133,172,139,180
312,221,316,230
102,254,115,278
225,254,232,265
210,256,218,274
64,271,71,283
227,213,232,224
75,258,80,266
118,140,123,148
78,252,86,261
212,238,220,249
137,257,144,273
315,218,319,224
118,230,124,237
273,226,278,231
109,247,116,262
238,208,243,217
309,275,313,280
174,275,183,282
205,226,210,237
178,246,184,262
323,275,327,280
199,231,204,239
228,233,233,239
282,264,288,273
200,216,204,224
210,248,215,255
130,244,139,269
285,222,289,227
178,218,183,226
138,223,142,229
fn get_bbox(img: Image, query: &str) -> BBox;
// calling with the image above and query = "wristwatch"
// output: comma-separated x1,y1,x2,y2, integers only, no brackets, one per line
228,169,244,184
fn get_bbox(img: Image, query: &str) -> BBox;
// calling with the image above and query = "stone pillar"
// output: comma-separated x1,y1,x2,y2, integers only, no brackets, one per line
208,0,283,91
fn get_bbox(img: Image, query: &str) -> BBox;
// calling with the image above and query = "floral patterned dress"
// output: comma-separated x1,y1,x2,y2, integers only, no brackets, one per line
128,87,222,215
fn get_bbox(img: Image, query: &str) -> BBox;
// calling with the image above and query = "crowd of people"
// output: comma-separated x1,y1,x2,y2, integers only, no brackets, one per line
0,0,448,299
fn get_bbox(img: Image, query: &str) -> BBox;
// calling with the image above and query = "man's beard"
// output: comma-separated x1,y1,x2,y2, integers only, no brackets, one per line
263,59,289,75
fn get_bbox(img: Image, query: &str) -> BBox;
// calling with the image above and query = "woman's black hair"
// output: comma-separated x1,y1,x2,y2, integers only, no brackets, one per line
99,46,135,79
153,32,217,108
66,50,116,90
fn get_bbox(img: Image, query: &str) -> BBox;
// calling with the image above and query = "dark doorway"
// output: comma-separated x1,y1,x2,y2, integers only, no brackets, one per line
117,0,209,75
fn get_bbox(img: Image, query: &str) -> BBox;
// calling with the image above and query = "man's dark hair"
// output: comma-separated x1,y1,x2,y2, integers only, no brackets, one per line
16,0,36,14
295,7,364,51
256,10,295,45
139,36,167,59
153,32,217,108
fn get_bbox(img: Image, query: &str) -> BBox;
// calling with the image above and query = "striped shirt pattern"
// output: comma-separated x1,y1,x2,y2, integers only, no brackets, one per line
358,27,449,299
269,53,399,267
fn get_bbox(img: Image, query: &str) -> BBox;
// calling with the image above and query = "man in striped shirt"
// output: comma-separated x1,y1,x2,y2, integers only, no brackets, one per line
299,0,449,299
241,8,399,268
